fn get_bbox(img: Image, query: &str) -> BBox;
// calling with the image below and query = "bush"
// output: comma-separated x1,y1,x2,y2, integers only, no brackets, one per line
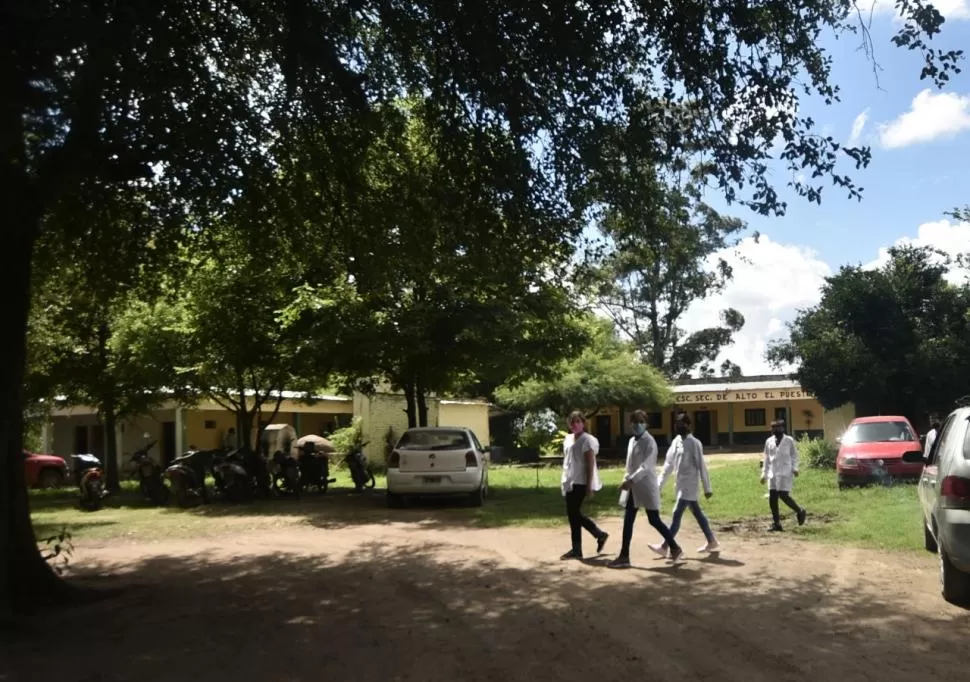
797,434,837,469
515,410,560,455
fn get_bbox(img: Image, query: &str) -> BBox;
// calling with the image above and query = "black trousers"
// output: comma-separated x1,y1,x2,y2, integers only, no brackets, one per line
565,484,605,554
769,489,801,524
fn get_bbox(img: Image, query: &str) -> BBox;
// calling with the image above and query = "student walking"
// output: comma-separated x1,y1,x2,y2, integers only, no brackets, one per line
652,414,719,556
609,411,682,568
560,411,608,560
761,419,807,532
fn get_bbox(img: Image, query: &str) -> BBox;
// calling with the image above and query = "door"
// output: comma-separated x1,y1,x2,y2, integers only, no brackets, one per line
595,415,612,448
693,411,713,446
161,421,177,466
73,425,89,454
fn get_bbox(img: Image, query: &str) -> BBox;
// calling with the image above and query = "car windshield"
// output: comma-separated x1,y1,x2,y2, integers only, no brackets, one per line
842,421,915,444
396,430,471,451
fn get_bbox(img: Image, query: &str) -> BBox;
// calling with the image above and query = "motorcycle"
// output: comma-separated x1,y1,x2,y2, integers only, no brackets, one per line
298,442,336,494
164,449,213,507
71,453,108,511
212,448,256,502
346,441,376,492
270,449,301,497
130,439,168,505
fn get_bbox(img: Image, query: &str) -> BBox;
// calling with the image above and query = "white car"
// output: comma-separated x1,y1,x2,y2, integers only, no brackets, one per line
906,406,970,607
386,427,489,507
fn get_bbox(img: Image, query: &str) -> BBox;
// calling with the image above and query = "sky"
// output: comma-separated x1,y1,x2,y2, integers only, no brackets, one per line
676,2,970,376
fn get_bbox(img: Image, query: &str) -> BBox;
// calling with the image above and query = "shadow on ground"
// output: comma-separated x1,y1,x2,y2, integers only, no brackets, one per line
3,538,968,682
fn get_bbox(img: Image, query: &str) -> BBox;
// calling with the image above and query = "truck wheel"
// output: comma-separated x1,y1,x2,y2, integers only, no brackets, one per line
37,469,63,489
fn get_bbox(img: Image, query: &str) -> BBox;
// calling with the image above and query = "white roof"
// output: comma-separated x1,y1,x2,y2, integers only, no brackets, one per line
673,379,802,394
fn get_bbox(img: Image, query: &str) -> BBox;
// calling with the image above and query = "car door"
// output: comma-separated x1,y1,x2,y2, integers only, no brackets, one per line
920,415,953,521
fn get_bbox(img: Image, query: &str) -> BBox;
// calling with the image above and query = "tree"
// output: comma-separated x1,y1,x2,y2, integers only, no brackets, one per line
494,317,672,418
582,150,749,378
3,0,961,619
767,245,970,422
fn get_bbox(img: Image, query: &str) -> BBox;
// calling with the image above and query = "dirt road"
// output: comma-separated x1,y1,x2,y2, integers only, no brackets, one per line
4,520,968,682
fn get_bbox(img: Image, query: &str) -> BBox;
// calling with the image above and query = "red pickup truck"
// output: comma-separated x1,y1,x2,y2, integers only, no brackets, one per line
24,449,69,488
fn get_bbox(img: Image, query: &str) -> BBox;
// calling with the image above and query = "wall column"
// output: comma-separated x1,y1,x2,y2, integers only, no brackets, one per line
294,412,303,435
115,422,125,470
175,407,186,458
727,403,735,447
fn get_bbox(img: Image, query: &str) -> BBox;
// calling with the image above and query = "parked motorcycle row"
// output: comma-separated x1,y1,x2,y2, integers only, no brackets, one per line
71,437,376,512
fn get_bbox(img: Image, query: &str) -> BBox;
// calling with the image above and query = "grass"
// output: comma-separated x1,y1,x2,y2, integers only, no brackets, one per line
29,459,925,553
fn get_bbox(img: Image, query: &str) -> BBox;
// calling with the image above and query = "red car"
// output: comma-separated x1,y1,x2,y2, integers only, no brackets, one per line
836,416,925,488
24,450,69,489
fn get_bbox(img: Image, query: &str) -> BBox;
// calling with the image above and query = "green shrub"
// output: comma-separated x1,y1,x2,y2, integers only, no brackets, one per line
797,434,837,469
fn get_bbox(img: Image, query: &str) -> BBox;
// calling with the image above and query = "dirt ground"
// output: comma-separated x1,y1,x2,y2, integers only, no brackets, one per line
4,517,969,682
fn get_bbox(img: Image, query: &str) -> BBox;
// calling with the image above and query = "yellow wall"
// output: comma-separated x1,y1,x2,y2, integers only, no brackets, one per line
438,402,491,446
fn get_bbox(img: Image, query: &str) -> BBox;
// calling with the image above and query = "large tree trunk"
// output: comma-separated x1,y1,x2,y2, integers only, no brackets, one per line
1,214,77,621
103,405,120,493
416,374,429,427
402,381,417,429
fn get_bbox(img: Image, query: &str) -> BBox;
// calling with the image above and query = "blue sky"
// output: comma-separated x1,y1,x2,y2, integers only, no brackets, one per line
627,4,970,375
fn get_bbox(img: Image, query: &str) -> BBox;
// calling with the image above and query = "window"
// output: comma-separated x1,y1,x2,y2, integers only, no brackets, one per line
396,429,471,451
962,417,970,461
929,416,956,466
204,420,217,430
842,421,916,445
774,407,787,423
744,409,766,427
646,412,662,430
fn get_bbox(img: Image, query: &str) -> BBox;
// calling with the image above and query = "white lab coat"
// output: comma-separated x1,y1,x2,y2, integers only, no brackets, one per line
658,433,711,502
619,432,661,510
561,432,602,496
924,428,938,459
762,434,799,492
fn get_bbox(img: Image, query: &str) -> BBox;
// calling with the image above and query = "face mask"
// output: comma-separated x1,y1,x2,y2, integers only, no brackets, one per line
632,423,646,437
570,422,585,435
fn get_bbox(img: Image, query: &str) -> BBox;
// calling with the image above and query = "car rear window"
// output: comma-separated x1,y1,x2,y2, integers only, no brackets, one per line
842,421,916,444
396,430,471,451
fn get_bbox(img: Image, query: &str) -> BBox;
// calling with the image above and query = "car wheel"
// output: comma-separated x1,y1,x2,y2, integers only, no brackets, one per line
939,543,970,607
924,522,938,553
468,480,486,508
37,468,63,489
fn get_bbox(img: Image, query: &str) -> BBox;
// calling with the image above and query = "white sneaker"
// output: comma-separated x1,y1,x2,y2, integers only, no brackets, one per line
648,542,668,558
698,540,721,553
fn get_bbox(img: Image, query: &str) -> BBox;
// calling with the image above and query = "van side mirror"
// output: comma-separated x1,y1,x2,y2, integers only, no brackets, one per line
901,449,925,464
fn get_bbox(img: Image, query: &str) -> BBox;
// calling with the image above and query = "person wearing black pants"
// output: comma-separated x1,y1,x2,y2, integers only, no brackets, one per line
609,410,681,568
560,410,608,560
761,420,807,531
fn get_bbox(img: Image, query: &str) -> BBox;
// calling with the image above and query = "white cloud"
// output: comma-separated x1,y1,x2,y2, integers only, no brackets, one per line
878,89,970,148
848,108,869,146
863,218,970,284
680,235,832,376
680,218,970,376
869,0,970,20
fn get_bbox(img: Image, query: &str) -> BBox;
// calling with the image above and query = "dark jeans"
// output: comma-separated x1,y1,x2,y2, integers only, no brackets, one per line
769,489,802,524
669,498,715,542
619,495,679,557
565,484,605,554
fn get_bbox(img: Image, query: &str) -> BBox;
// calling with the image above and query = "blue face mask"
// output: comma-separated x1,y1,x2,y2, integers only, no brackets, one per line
633,423,646,437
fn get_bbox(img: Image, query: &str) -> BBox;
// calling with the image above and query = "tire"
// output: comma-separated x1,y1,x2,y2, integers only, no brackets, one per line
468,486,485,508
940,543,970,607
924,522,938,553
37,468,63,489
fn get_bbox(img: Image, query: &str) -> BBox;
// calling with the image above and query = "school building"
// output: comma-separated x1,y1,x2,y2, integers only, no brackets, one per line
40,389,492,471
591,375,855,452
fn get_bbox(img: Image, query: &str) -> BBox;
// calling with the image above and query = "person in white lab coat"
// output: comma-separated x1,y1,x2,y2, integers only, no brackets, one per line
560,410,608,560
608,410,682,568
923,415,941,459
652,414,720,555
761,420,807,532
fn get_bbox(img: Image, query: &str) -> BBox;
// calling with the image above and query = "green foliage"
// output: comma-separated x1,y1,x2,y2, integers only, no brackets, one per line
798,435,838,470
515,411,560,454
769,244,970,422
328,417,365,455
495,316,672,416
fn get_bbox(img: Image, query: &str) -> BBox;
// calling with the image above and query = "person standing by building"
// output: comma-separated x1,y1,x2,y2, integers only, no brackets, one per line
651,414,719,556
609,410,682,568
560,410,608,560
761,419,807,532
924,414,942,458
222,427,237,451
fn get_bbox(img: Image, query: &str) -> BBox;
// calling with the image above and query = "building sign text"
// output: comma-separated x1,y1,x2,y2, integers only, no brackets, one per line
675,390,812,405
